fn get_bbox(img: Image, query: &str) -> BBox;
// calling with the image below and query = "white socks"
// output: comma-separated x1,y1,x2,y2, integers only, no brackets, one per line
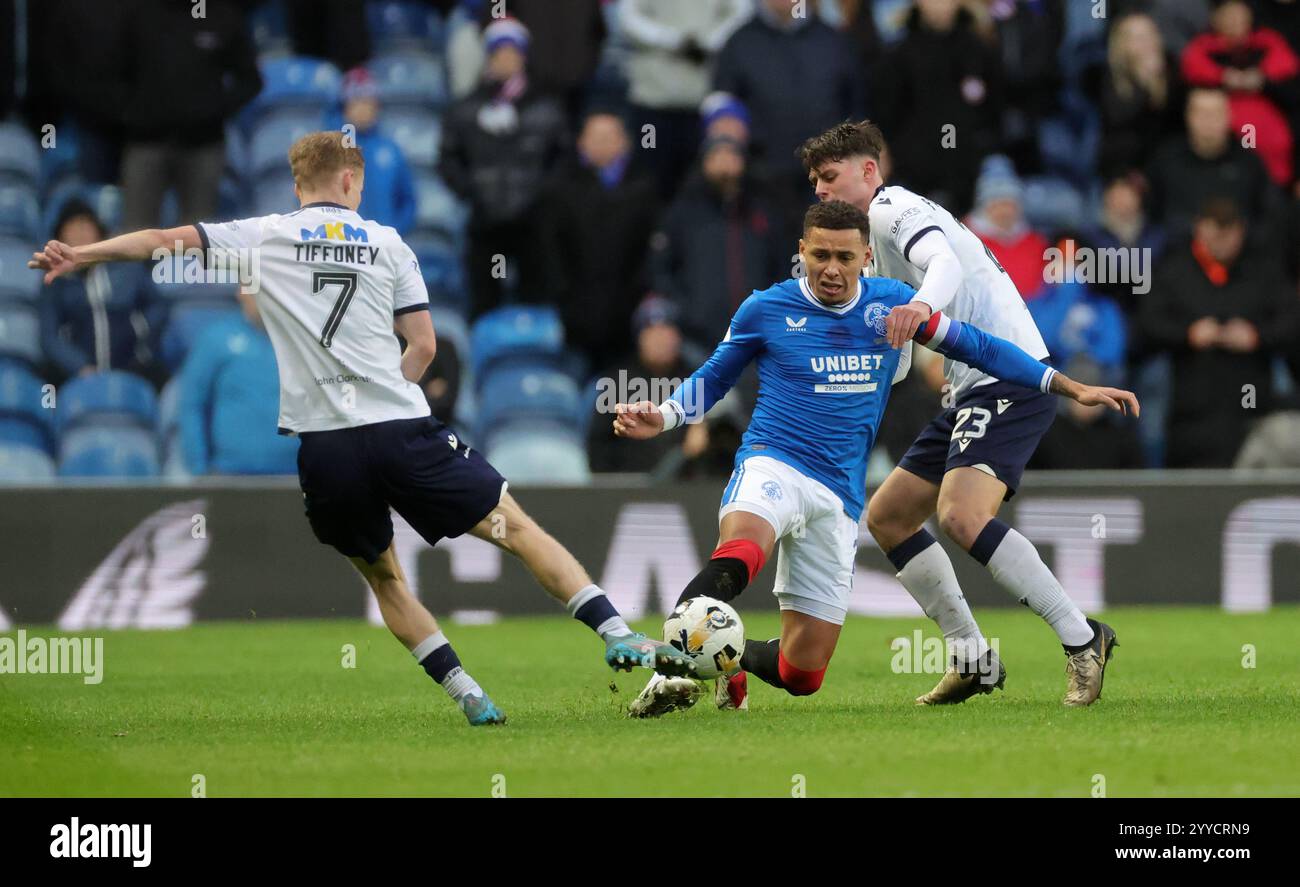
890,530,989,666
972,520,1094,648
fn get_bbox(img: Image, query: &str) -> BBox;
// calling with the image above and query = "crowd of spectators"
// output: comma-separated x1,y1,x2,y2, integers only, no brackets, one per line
1,0,1299,482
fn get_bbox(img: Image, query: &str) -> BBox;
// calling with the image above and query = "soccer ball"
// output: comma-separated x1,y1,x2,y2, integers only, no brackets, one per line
663,597,745,680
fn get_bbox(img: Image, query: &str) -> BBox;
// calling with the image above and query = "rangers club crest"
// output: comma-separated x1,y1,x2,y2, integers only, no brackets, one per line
864,302,890,336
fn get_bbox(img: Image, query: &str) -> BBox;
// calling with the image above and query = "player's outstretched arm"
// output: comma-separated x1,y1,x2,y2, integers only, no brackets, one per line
1046,373,1141,417
28,225,203,284
911,311,1140,417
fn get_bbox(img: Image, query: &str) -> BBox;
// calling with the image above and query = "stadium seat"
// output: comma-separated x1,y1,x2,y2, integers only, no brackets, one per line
469,306,565,379
406,233,467,312
42,182,124,237
153,254,241,304
383,108,442,170
0,302,41,367
0,363,54,453
252,173,300,217
58,371,158,432
161,305,245,371
0,238,42,302
248,56,342,121
0,123,40,187
476,364,585,438
413,174,468,240
484,423,590,485
0,443,56,481
0,184,41,239
59,425,160,478
366,1,447,52
249,108,322,179
370,51,449,109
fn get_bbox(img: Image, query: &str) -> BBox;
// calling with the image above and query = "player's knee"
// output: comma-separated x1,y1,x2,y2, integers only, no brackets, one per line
777,651,826,696
937,503,986,550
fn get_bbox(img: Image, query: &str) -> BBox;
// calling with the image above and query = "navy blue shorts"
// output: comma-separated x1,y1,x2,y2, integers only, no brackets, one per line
897,379,1056,500
297,417,506,563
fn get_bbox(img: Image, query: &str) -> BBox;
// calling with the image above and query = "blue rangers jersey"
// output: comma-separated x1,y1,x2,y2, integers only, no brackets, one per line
663,275,1057,521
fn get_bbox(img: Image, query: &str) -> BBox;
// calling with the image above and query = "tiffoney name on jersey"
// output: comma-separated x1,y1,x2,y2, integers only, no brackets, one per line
809,353,884,393
294,242,382,265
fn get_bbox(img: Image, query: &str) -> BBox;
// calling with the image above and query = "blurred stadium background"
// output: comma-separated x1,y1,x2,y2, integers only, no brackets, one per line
0,0,1297,623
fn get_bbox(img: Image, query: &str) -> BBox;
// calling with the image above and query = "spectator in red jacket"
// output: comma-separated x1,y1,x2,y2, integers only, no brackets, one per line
963,155,1049,301
1182,0,1300,187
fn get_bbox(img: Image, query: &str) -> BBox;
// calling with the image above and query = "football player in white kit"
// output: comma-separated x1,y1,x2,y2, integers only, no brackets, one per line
800,122,1120,707
29,131,695,726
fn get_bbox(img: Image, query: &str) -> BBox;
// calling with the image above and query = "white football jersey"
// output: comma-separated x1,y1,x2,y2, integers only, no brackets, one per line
198,202,432,433
866,185,1048,396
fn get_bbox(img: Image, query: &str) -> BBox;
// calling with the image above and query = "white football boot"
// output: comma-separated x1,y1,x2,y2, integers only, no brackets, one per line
627,672,702,718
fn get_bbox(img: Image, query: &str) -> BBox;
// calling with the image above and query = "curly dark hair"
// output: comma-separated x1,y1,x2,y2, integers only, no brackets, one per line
802,200,870,240
798,120,886,172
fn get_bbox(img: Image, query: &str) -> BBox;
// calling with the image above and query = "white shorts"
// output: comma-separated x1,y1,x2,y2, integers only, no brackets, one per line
718,455,859,625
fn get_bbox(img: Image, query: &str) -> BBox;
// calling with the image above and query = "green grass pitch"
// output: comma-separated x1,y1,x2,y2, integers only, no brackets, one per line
3,606,1299,797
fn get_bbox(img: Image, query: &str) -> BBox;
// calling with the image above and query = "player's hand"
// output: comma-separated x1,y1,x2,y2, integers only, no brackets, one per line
885,301,931,349
612,401,665,440
1072,385,1141,418
28,240,81,284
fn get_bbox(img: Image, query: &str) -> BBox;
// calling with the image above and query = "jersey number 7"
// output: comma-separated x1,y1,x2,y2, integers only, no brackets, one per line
313,271,358,348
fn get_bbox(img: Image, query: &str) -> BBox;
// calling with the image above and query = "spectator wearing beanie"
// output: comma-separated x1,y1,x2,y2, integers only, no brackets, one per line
324,67,416,234
964,156,1050,301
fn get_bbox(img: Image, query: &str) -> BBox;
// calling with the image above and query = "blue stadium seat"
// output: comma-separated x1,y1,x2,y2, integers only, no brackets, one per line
0,123,40,187
161,305,244,371
59,426,160,478
249,108,322,179
476,364,584,438
0,302,41,367
366,1,447,52
469,306,565,379
0,238,42,302
0,363,54,453
0,443,56,481
247,56,342,123
407,233,467,312
370,51,449,109
0,184,41,239
485,423,590,485
38,122,81,195
383,108,442,170
413,174,468,240
42,182,124,236
58,371,158,432
152,254,241,304
252,173,299,216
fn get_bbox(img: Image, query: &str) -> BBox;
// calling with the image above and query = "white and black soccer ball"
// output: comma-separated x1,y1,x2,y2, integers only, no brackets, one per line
663,597,745,680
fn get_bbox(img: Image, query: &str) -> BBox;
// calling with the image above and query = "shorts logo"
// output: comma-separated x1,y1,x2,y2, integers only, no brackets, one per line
762,480,783,502
447,433,458,449
863,302,890,337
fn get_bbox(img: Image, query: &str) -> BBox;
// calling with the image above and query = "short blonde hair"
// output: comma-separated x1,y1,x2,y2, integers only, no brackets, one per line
288,131,365,191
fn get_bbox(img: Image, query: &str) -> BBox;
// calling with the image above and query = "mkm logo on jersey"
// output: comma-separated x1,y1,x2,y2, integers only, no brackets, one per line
300,221,369,242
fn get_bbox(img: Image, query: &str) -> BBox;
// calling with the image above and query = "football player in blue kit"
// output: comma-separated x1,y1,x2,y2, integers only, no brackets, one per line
612,200,1138,717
